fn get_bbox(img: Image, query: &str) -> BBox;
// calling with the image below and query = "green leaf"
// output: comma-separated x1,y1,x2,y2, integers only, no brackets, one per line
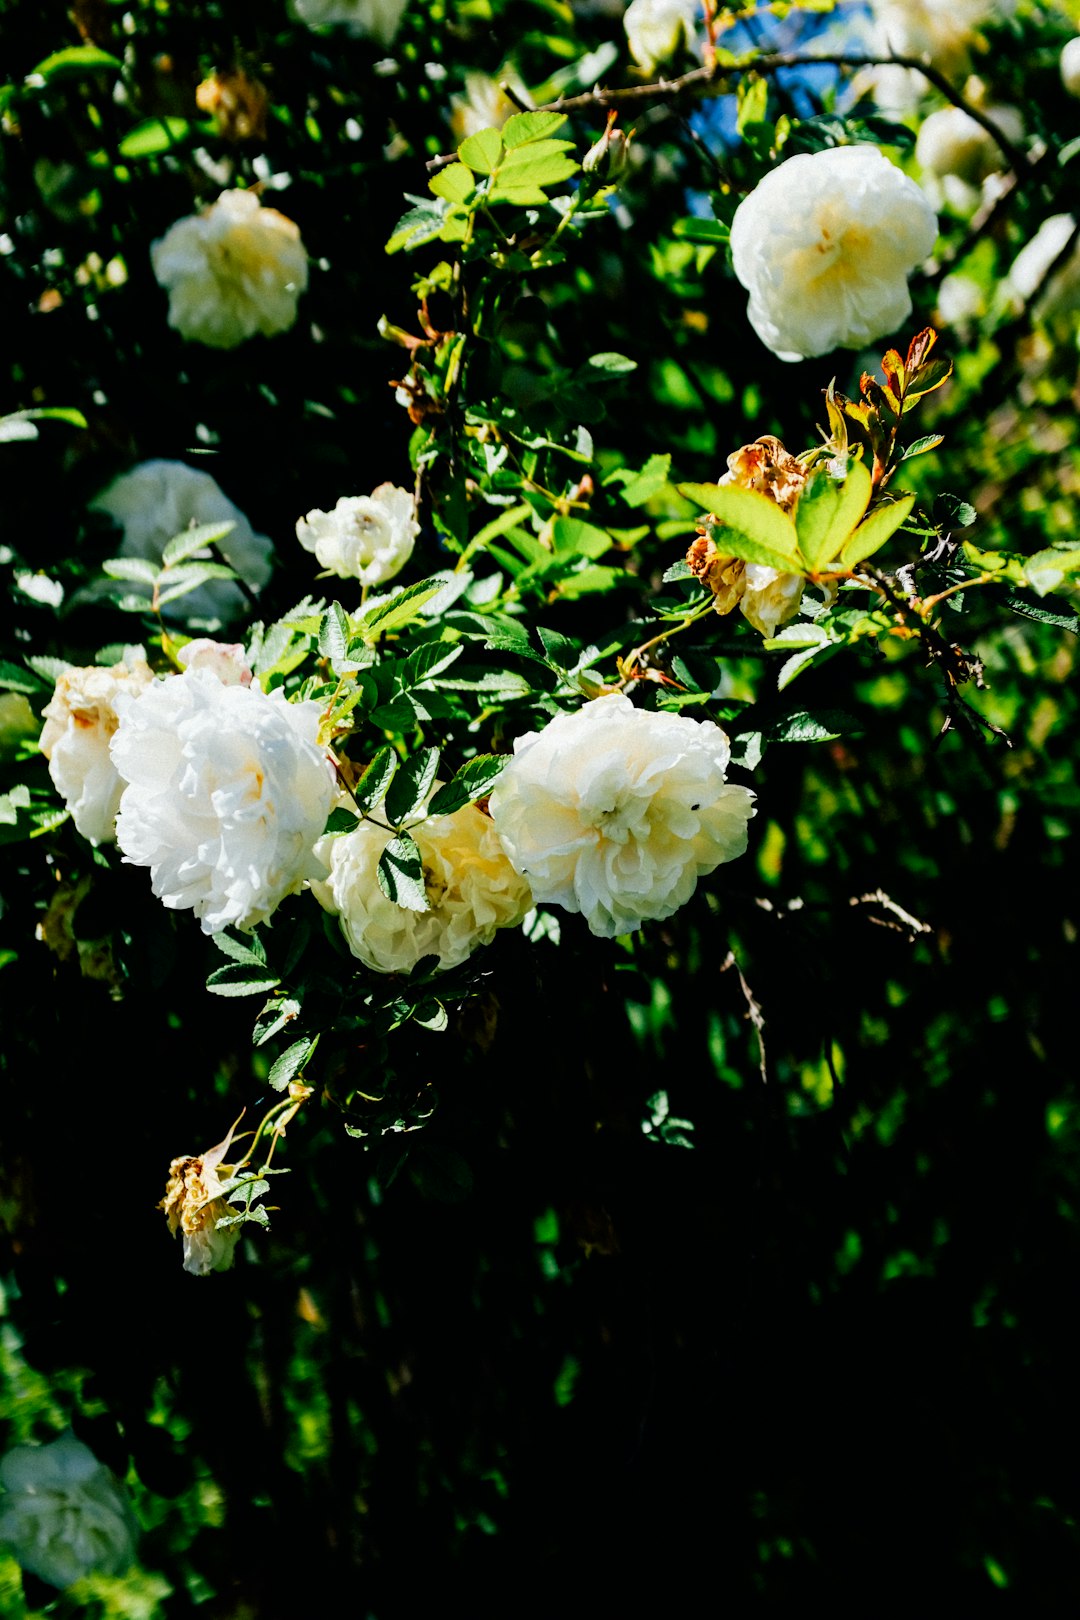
206,963,282,998
403,640,464,685
552,517,611,560
1023,547,1080,598
458,127,504,174
502,110,567,147
764,708,859,744
678,484,801,571
28,45,122,83
377,833,429,912
102,557,159,586
212,929,267,966
837,494,916,569
901,434,944,462
490,140,578,203
119,117,193,158
318,602,351,669
586,352,636,377
672,217,730,245
429,163,475,204
613,453,672,507
268,1036,318,1093
155,563,236,607
323,806,359,835
0,660,47,694
427,754,507,815
384,746,441,825
362,579,446,635
161,520,236,568
353,746,398,814
794,461,873,571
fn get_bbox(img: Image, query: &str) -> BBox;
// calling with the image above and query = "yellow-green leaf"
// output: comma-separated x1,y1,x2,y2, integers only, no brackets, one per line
502,110,567,148
795,460,873,571
458,127,503,174
429,163,475,204
678,483,801,571
837,494,916,570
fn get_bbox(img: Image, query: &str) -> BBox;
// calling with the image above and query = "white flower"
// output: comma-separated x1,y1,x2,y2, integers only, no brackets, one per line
936,271,984,329
729,146,939,362
312,795,532,973
176,638,253,686
39,653,154,845
450,71,528,142
160,1121,243,1276
1063,38,1080,98
0,1435,138,1590
291,0,407,42
740,565,806,638
866,0,1014,106
296,485,418,586
1008,214,1080,319
623,0,699,74
915,104,1022,184
111,669,336,934
91,459,274,624
151,189,308,349
488,694,755,939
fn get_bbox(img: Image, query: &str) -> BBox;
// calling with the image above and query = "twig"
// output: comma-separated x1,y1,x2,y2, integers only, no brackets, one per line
720,949,767,1083
849,888,932,939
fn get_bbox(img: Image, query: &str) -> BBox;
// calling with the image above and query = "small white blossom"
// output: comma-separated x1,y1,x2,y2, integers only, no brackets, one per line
111,669,336,934
488,694,755,939
0,1435,138,1590
151,189,308,349
176,638,253,686
623,0,699,73
312,795,532,973
91,459,273,623
291,0,407,42
296,484,418,586
1062,38,1080,98
1008,214,1080,320
729,146,939,362
39,653,154,845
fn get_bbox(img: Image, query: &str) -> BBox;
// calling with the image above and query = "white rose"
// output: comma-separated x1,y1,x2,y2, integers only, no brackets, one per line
291,0,407,41
160,1122,243,1276
111,669,336,934
0,1435,138,1590
740,565,806,638
915,104,1022,185
151,189,308,350
623,0,699,73
488,694,755,939
91,459,273,624
176,638,253,686
936,271,984,329
1063,38,1080,98
1008,214,1080,319
39,653,154,845
729,145,939,363
866,0,1014,106
312,795,532,973
296,484,418,586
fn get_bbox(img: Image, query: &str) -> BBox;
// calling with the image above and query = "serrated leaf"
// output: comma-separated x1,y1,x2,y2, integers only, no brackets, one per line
427,754,507,815
353,746,398,814
429,163,475,204
161,520,236,568
0,660,48,693
536,626,577,668
490,141,578,201
837,494,916,569
403,640,464,686
458,127,504,174
795,461,873,571
268,1036,318,1092
764,708,858,744
156,563,238,607
502,110,567,147
206,962,281,997
552,517,611,560
212,929,267,966
362,579,445,635
119,117,193,158
385,746,440,825
319,601,351,668
662,560,694,583
253,996,301,1047
323,805,359,835
616,453,671,507
377,833,429,912
901,434,944,462
102,557,159,586
678,483,801,570
1024,548,1080,597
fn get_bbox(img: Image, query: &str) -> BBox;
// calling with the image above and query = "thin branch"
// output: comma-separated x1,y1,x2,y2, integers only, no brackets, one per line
849,888,932,939
720,949,767,1084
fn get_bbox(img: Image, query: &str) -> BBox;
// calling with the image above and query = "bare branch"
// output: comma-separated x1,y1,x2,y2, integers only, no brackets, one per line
720,949,767,1084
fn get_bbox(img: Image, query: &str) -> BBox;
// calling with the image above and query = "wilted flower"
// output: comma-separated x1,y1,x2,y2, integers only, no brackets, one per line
39,653,154,845
1063,38,1080,98
291,0,407,43
91,458,273,623
296,484,418,586
195,69,270,143
623,0,699,74
488,694,755,938
151,189,308,349
176,638,253,686
312,796,532,973
729,146,938,362
0,1434,138,1590
1008,214,1080,320
111,668,336,934
160,1121,243,1276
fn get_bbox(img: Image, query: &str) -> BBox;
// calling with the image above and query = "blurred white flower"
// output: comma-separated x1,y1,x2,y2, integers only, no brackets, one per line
91,459,273,623
915,104,1022,184
176,638,253,686
0,1434,138,1590
450,70,528,142
39,653,154,845
729,146,938,362
296,484,418,586
151,189,308,349
1008,214,1080,319
936,271,985,329
160,1121,243,1276
623,0,699,74
488,694,755,938
312,795,532,972
866,0,1014,107
111,669,336,934
292,0,407,41
1062,38,1080,98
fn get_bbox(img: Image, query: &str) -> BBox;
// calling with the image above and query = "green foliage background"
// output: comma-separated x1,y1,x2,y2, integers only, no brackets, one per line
2,0,1080,1611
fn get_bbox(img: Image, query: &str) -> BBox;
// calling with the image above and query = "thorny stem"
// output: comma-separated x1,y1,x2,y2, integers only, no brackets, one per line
916,572,995,614
616,598,716,686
